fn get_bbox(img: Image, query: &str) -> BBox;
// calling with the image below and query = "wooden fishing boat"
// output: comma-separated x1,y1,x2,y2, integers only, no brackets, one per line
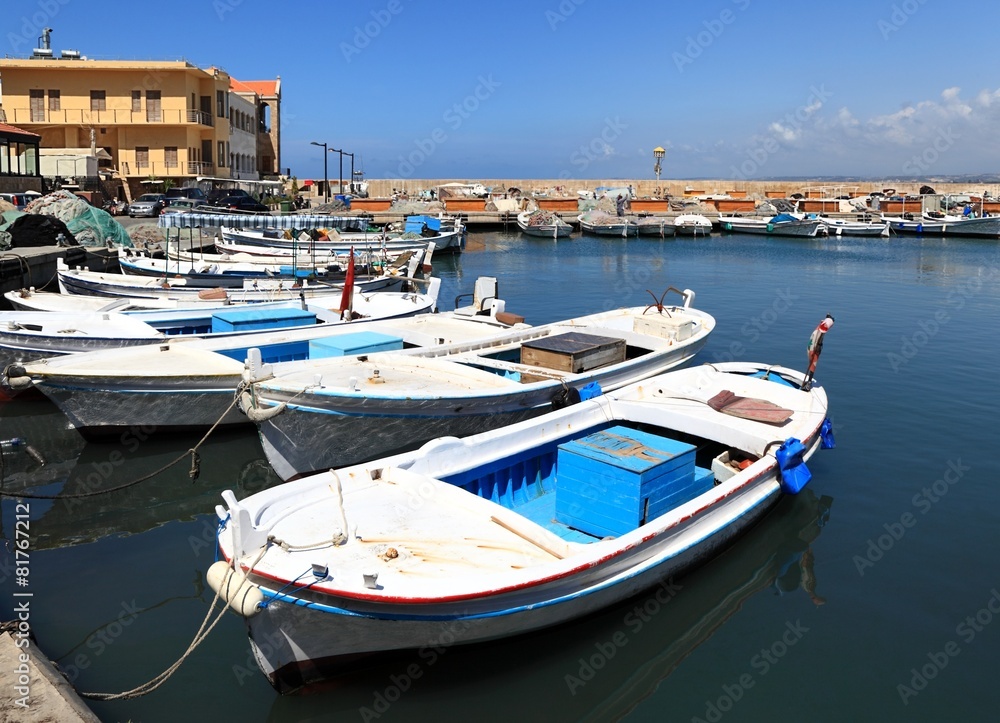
209,358,834,693
239,289,715,480
577,210,639,237
636,217,677,237
516,210,574,239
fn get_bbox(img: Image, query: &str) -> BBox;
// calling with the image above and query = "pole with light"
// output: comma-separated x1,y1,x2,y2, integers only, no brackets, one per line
310,141,329,203
653,146,665,193
343,152,355,193
330,148,344,197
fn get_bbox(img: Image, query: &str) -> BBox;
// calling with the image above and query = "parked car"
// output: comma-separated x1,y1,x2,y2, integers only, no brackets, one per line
160,198,202,216
129,193,167,217
215,195,268,213
0,192,31,210
206,188,250,205
165,187,207,202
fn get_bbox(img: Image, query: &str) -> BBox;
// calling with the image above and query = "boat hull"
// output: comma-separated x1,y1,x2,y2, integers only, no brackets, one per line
255,336,709,480
246,464,785,692
719,219,822,237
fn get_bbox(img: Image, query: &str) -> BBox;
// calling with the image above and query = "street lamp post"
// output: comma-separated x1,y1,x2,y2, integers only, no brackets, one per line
330,148,345,197
310,141,329,203
653,146,665,192
343,152,355,193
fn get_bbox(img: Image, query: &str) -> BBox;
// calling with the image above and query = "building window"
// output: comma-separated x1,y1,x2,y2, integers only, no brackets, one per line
216,90,226,118
30,89,45,121
146,90,161,122
165,146,178,168
48,90,60,111
91,90,107,111
136,146,149,170
131,90,141,113
218,141,226,167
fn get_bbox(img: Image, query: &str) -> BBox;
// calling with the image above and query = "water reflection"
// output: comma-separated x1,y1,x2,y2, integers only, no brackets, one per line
263,490,833,723
10,425,280,550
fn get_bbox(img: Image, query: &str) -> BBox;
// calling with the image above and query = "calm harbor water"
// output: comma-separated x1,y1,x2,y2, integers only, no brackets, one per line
2,228,1000,722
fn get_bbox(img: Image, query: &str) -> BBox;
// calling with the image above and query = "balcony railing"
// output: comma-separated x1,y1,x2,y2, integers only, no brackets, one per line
186,109,213,126
10,107,215,126
186,161,215,175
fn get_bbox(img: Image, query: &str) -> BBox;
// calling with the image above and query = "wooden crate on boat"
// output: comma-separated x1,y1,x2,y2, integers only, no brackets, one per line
554,426,704,538
519,332,625,383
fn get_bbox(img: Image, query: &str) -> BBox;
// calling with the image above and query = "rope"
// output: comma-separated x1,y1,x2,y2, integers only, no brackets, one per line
79,544,269,701
0,393,240,500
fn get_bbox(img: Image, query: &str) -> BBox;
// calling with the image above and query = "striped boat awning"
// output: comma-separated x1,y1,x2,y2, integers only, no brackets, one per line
157,213,369,231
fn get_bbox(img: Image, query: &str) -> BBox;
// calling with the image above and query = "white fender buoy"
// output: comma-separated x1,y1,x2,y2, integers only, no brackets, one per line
207,560,264,617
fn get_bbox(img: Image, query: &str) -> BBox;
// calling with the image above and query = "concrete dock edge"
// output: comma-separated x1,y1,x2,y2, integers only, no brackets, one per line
0,624,100,723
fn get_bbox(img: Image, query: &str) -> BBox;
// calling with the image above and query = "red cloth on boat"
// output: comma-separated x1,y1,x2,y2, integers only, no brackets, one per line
707,390,793,425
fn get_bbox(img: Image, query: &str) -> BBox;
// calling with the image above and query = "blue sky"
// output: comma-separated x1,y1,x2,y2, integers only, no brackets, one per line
5,0,999,181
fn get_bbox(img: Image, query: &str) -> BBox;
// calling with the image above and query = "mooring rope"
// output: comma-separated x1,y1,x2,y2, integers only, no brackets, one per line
0,393,240,499
77,545,269,700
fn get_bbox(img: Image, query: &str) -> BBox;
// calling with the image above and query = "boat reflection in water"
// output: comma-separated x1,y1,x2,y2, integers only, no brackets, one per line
0,397,86,494
264,489,833,722
8,423,280,551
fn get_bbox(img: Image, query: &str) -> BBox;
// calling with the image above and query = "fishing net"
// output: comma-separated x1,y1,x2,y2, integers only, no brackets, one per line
21,189,134,247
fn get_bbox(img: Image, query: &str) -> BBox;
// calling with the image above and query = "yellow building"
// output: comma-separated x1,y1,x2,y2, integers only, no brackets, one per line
0,57,280,197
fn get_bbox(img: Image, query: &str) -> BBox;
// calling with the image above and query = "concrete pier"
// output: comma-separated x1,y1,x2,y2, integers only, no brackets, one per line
0,624,100,722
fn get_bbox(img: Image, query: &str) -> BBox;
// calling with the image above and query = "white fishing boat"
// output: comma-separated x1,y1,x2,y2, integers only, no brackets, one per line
218,215,465,255
239,289,715,480
0,278,442,370
882,212,1000,238
718,214,825,238
55,259,409,301
817,217,890,237
577,210,639,237
4,279,520,434
672,214,713,237
636,217,677,237
4,288,230,313
516,210,574,239
209,354,834,693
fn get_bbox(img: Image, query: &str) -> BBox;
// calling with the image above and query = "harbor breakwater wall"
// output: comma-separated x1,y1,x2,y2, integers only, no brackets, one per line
360,179,996,199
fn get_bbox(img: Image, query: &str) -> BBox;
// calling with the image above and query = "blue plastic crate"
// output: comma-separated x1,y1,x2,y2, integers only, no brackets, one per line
555,426,697,537
211,307,316,333
308,331,404,358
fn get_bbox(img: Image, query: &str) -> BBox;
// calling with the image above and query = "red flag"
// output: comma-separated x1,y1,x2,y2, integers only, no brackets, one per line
340,247,355,320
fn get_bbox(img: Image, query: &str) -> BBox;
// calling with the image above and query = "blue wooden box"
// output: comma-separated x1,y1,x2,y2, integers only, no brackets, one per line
554,425,699,538
308,331,404,359
211,307,316,333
